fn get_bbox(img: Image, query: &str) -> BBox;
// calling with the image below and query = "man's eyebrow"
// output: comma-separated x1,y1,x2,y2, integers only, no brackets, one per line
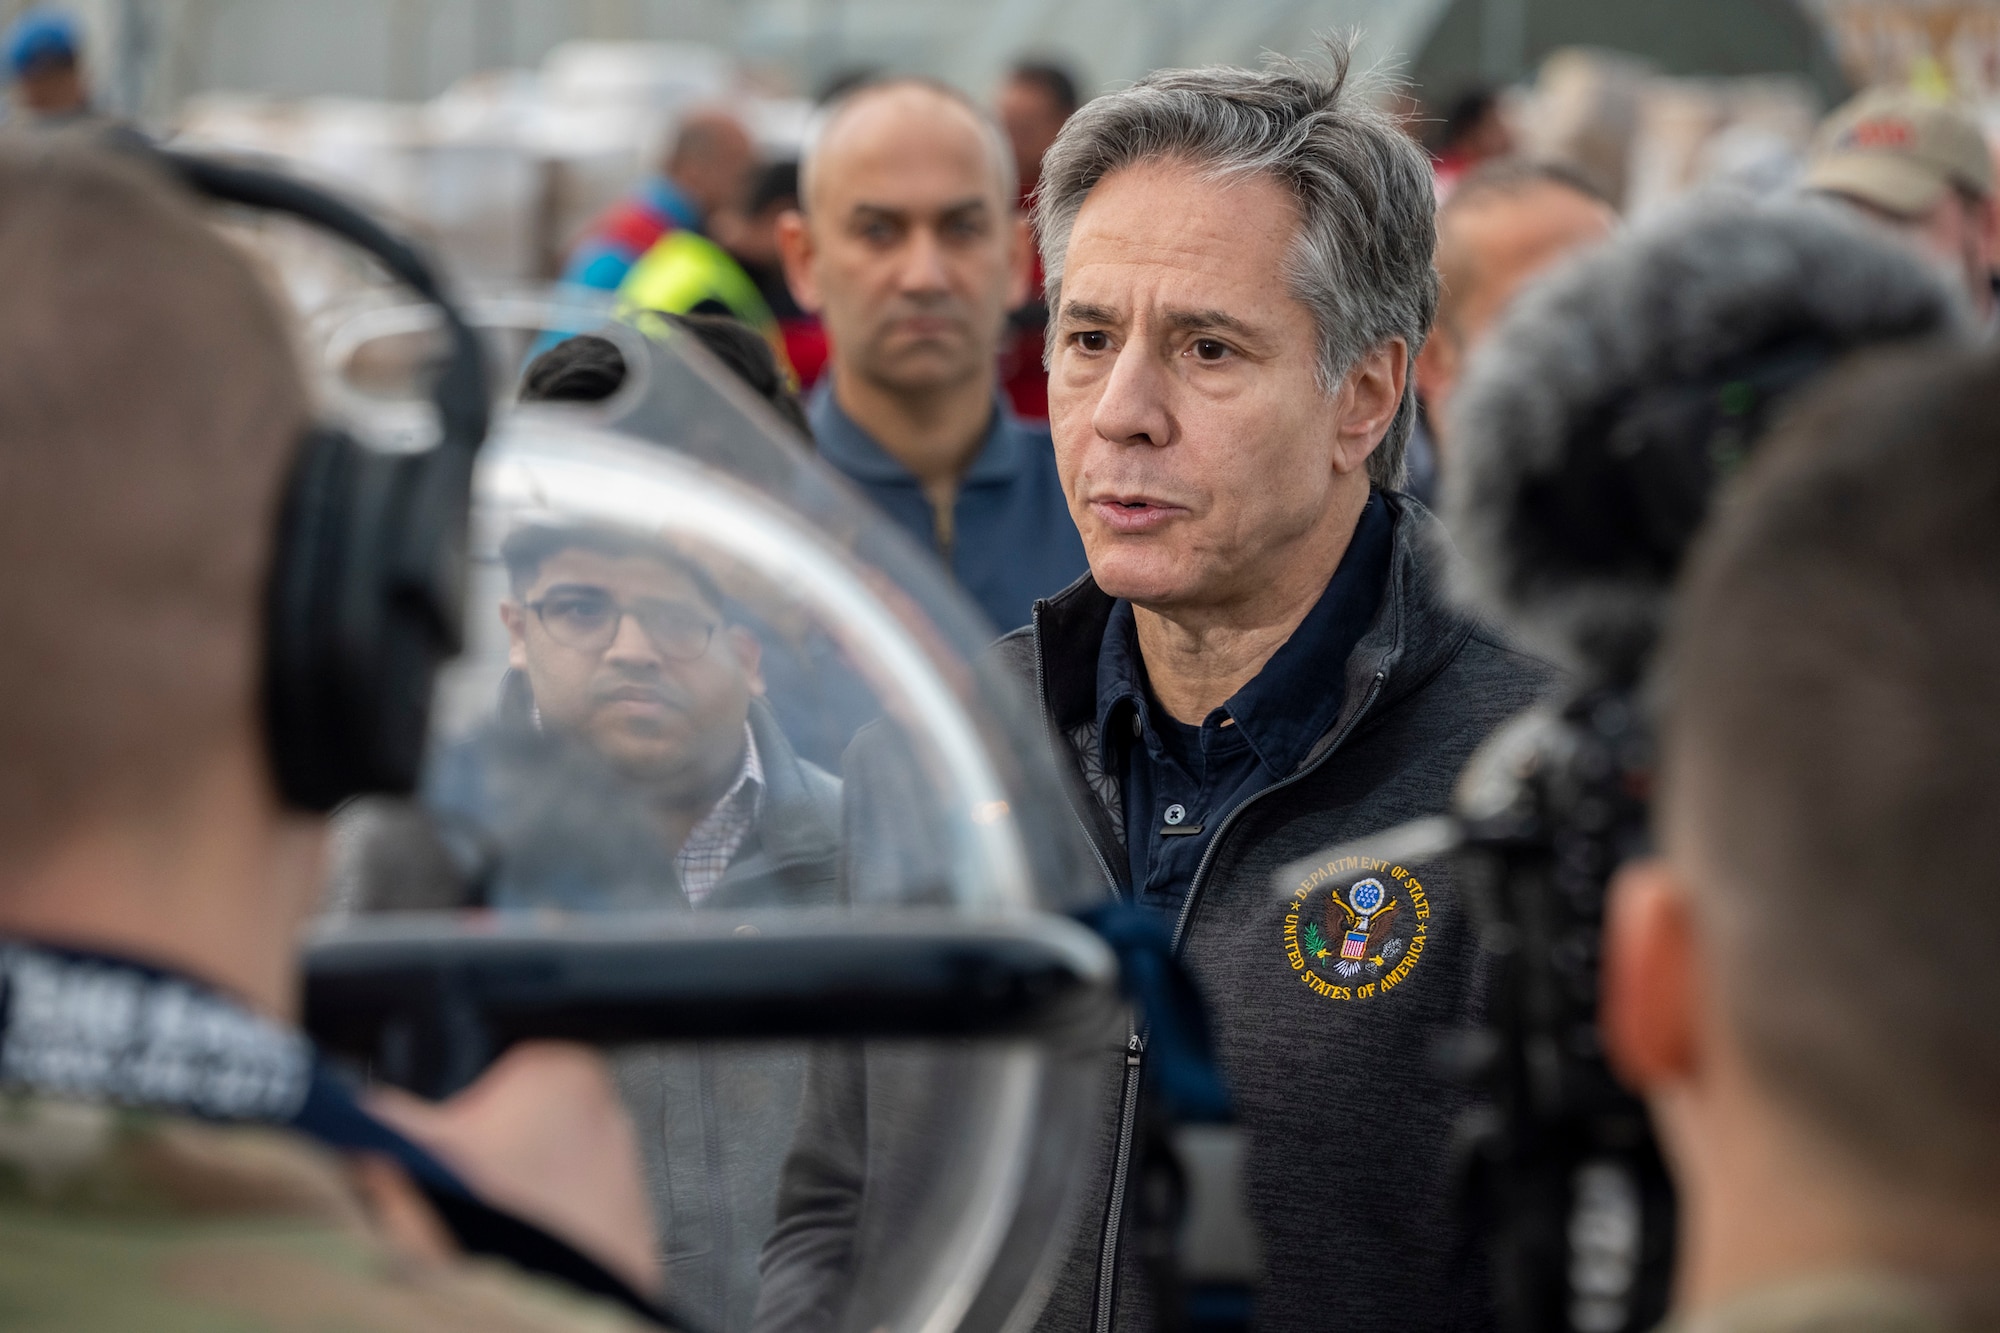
849,197,992,221
1059,300,1122,326
1161,307,1261,339
536,581,610,597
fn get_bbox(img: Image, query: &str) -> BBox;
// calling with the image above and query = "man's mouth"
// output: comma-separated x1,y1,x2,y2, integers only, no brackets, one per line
1089,496,1186,534
594,683,684,712
888,316,964,340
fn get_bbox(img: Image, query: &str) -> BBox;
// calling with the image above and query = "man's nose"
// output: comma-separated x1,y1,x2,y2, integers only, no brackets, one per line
1091,339,1174,449
601,611,665,666
893,226,952,295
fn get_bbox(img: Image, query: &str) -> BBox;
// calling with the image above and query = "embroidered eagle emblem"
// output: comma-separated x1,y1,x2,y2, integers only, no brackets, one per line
1284,864,1433,1002
1304,878,1402,978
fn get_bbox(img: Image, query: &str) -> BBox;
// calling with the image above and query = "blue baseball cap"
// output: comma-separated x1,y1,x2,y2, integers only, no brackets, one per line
6,8,80,76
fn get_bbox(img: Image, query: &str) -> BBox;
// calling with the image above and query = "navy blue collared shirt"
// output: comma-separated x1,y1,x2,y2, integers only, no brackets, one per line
1096,492,1394,916
809,384,1088,634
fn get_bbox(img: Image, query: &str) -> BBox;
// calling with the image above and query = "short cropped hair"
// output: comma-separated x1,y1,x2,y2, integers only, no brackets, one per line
521,334,628,403
0,144,307,865
1033,39,1438,488
1664,343,2000,1201
521,317,811,441
500,524,728,620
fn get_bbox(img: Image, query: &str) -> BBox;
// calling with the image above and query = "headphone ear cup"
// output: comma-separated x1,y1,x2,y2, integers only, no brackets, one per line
264,426,469,812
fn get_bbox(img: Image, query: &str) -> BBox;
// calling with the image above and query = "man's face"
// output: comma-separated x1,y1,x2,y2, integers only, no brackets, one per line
502,549,760,802
996,77,1068,191
1049,159,1397,614
15,57,84,115
780,86,1029,397
672,117,757,222
1418,182,1616,447
1844,187,1999,321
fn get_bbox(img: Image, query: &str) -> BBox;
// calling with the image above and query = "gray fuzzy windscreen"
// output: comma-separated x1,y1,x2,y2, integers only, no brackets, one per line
1443,192,1968,681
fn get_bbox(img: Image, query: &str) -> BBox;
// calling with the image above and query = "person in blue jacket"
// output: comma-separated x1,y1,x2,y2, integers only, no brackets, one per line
776,76,1087,635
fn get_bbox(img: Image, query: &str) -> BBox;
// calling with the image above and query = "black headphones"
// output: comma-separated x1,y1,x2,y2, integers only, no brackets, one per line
156,151,491,812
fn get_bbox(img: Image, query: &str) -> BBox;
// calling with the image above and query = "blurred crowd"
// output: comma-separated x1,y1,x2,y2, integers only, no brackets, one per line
10,4,1998,639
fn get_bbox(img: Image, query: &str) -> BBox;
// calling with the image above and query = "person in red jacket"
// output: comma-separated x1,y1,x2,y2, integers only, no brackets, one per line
561,107,755,294
994,60,1082,420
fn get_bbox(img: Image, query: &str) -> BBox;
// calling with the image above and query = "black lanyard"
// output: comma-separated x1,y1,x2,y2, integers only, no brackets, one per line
0,937,689,1331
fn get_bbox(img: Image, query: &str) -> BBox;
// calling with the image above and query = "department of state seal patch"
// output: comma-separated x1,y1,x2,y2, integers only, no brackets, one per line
1282,856,1432,1002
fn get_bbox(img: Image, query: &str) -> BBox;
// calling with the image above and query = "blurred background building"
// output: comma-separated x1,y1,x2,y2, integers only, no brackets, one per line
16,1,2000,343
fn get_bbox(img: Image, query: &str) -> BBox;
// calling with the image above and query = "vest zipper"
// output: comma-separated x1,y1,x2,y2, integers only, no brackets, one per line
1084,661,1389,1333
1030,603,1137,1333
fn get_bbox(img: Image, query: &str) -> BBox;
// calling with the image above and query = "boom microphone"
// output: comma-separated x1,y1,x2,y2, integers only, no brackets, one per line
1446,192,1967,688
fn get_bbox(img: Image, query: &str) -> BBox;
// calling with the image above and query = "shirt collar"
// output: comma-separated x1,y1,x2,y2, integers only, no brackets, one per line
1094,491,1395,779
807,382,1027,487
727,721,765,808
688,722,765,835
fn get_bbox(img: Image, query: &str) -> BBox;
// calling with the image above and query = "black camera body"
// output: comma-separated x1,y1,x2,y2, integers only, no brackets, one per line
1448,691,1674,1333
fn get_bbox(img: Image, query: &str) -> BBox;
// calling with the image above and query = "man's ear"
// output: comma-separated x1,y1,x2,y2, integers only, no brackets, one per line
725,625,765,697
500,601,530,673
1006,214,1034,311
1601,856,1703,1094
1330,338,1407,476
775,209,822,315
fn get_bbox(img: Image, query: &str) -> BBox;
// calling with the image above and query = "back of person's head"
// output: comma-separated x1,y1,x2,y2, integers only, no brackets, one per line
1033,39,1438,489
521,316,811,442
1663,344,2000,1204
0,144,307,870
521,333,627,403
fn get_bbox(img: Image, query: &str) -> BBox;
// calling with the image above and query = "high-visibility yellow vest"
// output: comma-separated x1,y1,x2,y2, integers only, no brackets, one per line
615,230,794,380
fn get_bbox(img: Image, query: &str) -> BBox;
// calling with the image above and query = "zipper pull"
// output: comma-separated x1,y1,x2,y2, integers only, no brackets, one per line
1126,1032,1145,1065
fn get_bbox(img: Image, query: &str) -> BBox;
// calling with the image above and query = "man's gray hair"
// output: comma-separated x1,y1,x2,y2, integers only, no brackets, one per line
1032,40,1437,489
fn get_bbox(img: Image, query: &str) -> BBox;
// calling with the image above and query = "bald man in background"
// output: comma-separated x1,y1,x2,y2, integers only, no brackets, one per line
1417,160,1617,472
777,77,1086,634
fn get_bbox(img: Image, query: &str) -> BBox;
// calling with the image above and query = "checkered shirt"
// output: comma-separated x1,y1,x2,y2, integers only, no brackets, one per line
676,722,764,906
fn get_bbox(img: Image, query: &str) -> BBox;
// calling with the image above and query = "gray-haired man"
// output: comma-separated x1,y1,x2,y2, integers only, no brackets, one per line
754,44,1556,1333
1010,45,1555,1331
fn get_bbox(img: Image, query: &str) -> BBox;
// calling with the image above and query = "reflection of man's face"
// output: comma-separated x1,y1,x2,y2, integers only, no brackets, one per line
502,548,761,807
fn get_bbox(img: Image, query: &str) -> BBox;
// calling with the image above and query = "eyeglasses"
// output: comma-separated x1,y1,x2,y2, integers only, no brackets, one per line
527,587,718,661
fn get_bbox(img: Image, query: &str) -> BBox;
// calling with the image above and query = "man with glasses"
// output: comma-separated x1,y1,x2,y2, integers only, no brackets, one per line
420,523,842,917
412,524,844,1329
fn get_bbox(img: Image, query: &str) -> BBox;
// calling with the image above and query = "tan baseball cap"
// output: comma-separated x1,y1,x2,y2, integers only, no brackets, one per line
1804,88,1994,216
